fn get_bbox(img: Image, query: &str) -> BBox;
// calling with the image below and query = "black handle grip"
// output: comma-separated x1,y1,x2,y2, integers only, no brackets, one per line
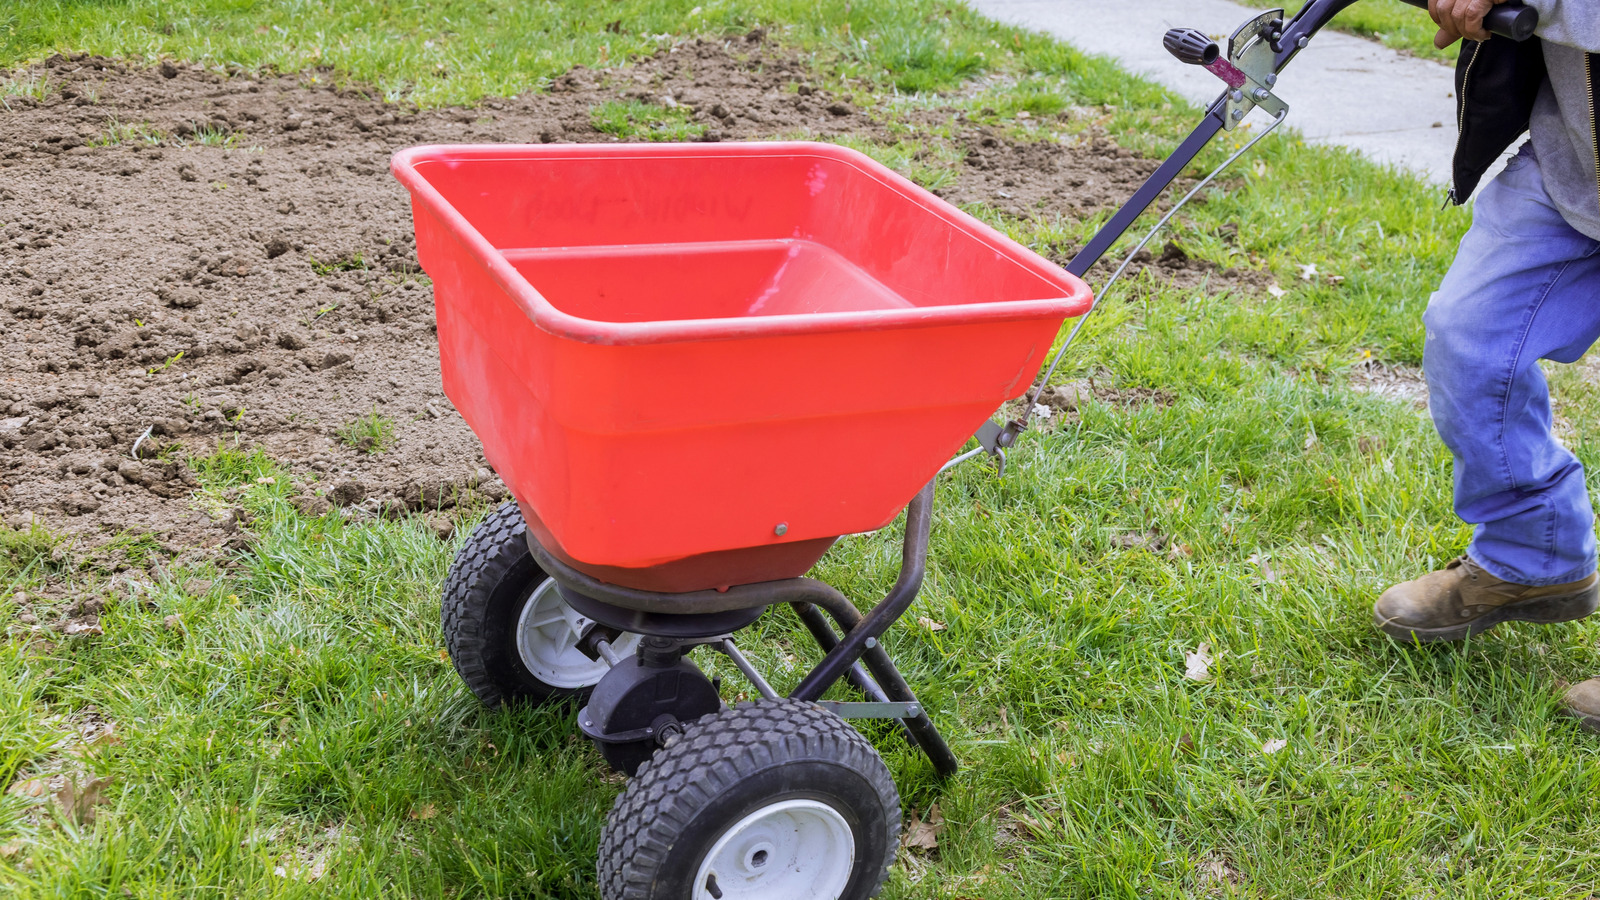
1395,0,1538,42
1164,27,1221,66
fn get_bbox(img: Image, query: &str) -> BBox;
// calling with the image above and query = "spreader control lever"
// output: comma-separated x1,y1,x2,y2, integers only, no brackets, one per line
1212,9,1289,130
1164,28,1220,66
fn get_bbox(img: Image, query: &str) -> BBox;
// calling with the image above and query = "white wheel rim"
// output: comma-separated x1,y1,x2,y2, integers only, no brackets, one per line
692,798,856,900
515,578,639,689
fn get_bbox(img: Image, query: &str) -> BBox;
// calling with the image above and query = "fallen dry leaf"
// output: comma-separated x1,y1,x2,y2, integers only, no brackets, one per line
901,802,944,854
1261,738,1288,755
1010,810,1045,839
1297,262,1319,281
916,616,946,632
63,621,103,636
409,803,437,821
1184,643,1213,682
1247,554,1281,584
59,774,114,825
8,775,53,801
1266,283,1287,299
0,839,22,860
90,723,121,748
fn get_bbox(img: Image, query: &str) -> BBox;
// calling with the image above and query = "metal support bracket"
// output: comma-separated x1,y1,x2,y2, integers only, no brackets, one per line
971,419,1015,476
815,700,923,720
578,710,660,744
1213,9,1290,130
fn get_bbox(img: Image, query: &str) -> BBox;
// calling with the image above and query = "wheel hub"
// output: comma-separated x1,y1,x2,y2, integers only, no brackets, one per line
515,578,639,689
693,798,855,900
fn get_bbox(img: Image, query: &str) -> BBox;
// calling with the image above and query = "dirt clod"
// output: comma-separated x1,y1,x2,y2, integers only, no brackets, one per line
328,480,367,506
264,236,292,259
160,286,203,309
291,495,332,518
424,513,455,541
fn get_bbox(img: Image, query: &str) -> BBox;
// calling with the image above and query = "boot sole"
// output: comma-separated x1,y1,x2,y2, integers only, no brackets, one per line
1373,584,1600,643
1560,706,1600,734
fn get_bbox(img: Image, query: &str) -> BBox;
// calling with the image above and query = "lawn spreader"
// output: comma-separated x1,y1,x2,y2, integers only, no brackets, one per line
389,2,1534,896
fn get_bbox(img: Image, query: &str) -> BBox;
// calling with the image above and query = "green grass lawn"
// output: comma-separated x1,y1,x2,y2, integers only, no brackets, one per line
7,0,1600,897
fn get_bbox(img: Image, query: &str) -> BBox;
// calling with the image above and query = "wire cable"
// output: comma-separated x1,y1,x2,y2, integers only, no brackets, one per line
1018,108,1290,425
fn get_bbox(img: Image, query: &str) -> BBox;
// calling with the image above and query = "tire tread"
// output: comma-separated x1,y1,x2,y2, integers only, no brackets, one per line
441,501,533,707
597,698,900,900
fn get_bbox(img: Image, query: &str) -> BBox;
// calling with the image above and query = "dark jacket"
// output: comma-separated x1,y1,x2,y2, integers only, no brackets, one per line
1451,36,1599,203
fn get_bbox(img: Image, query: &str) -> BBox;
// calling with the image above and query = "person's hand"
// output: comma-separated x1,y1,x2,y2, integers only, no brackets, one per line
1429,0,1509,49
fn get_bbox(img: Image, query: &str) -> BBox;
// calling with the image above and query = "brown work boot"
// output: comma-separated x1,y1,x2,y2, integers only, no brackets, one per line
1563,679,1600,733
1372,556,1599,643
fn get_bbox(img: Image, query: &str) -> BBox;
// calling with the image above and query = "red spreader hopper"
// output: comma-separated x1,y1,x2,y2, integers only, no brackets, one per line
392,142,1092,592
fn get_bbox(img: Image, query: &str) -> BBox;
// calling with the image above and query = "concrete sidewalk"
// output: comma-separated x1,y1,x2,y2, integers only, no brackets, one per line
970,0,1467,185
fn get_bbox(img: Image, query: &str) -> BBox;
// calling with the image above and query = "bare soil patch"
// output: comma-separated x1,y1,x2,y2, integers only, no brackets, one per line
1034,376,1177,417
1348,359,1428,408
0,39,1245,563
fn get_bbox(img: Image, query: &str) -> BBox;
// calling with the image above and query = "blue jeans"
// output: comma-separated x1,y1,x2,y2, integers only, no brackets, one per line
1426,143,1600,586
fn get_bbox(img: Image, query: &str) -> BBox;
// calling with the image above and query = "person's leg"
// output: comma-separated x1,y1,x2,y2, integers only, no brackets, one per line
1374,144,1600,642
1427,147,1600,585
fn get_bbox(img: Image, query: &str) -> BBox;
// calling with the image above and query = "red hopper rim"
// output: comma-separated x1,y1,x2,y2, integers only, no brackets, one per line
390,141,1094,346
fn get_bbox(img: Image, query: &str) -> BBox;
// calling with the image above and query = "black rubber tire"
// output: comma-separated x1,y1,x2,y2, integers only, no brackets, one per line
598,698,900,900
442,500,583,707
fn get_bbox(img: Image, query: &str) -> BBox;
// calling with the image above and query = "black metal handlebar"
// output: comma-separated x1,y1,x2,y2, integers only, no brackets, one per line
1278,0,1536,74
1063,0,1539,278
1158,2,1534,77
